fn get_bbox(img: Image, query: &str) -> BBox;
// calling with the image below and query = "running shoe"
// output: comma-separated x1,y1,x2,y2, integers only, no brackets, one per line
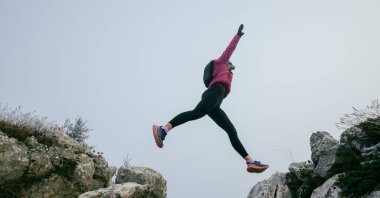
152,125,167,148
247,160,269,173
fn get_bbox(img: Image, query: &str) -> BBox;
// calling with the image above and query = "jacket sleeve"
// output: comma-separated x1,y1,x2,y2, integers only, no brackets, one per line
215,34,241,63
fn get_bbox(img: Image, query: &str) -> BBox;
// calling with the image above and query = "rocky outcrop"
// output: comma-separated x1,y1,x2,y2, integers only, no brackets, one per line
0,114,168,198
314,143,359,179
0,126,117,197
78,182,151,198
310,131,339,165
116,166,167,198
247,172,292,198
248,127,380,198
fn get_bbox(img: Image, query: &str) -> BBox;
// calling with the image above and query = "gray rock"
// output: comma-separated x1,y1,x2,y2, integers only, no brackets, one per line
297,184,316,198
78,182,150,198
25,136,53,178
19,174,77,198
93,155,117,186
116,166,167,198
340,126,368,153
310,174,341,198
247,172,292,198
364,190,380,198
74,154,96,191
315,143,359,179
288,161,325,198
288,161,315,183
310,131,339,165
284,172,303,197
0,134,29,183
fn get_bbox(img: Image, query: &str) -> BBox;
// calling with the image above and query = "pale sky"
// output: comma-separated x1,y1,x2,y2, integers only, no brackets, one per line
1,1,380,198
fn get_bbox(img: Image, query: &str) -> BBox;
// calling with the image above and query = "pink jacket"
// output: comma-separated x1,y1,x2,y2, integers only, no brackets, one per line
209,34,241,96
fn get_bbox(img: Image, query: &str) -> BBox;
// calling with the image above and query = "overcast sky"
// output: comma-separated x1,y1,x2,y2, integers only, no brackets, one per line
1,1,380,197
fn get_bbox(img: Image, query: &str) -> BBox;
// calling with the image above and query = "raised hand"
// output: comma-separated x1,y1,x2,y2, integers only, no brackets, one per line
237,24,244,36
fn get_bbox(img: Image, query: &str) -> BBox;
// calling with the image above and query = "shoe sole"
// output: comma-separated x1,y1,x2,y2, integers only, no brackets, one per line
247,166,269,173
152,125,163,148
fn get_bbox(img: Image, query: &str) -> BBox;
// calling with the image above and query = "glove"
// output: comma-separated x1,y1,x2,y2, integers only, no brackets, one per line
237,24,244,37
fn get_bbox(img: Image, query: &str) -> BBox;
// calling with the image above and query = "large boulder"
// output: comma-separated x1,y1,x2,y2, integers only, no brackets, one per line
314,143,359,179
310,174,341,198
0,133,29,183
310,131,339,165
116,166,167,198
247,172,292,198
78,182,150,198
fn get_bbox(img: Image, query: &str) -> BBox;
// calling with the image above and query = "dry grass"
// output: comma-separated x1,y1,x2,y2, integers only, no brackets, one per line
0,104,64,142
337,99,380,130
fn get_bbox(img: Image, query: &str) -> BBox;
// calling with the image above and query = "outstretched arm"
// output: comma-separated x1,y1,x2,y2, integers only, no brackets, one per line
216,24,244,63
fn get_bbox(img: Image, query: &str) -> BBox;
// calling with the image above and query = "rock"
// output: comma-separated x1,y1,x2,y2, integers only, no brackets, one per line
25,136,53,178
73,154,96,191
78,182,150,198
315,143,359,179
365,190,380,198
0,133,29,183
310,131,339,165
247,172,292,198
116,166,167,198
297,184,316,198
93,155,117,186
288,161,315,183
285,172,302,197
19,174,77,198
287,161,325,198
310,174,341,198
0,124,116,197
340,126,369,153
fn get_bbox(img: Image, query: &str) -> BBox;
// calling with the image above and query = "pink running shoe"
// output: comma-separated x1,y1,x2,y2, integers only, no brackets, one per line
152,125,167,148
247,160,269,173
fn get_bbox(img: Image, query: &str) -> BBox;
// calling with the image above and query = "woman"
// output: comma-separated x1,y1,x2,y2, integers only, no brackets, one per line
153,24,268,173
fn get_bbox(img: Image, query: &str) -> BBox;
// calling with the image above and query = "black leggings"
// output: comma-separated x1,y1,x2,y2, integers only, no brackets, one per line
169,84,249,158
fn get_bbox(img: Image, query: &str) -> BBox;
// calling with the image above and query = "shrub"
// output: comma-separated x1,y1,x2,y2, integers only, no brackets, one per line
62,117,91,143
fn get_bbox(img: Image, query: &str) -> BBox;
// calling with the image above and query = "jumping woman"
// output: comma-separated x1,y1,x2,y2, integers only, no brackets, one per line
153,24,269,173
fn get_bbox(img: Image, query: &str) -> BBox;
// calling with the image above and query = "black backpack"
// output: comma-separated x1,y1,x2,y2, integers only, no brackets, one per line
203,60,214,87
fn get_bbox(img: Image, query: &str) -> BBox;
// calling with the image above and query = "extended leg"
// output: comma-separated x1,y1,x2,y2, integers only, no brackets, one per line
208,107,249,158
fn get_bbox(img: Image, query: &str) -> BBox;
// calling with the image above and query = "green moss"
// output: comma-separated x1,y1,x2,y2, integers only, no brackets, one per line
336,156,380,197
357,117,380,146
